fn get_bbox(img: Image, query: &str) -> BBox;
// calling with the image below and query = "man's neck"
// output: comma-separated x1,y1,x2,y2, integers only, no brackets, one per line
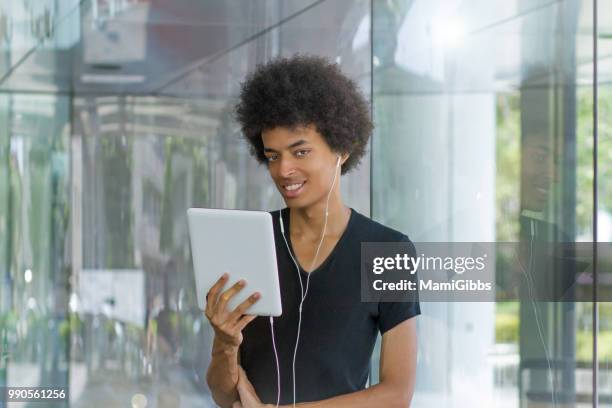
289,198,350,241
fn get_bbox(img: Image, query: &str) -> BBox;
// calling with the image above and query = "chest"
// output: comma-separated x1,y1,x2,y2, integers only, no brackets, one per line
290,234,341,273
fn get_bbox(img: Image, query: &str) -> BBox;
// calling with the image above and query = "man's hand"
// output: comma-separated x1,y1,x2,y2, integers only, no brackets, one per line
204,273,261,408
204,273,261,350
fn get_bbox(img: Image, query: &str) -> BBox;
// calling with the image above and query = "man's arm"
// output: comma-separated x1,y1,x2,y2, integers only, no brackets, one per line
204,274,260,408
277,317,417,408
206,338,240,408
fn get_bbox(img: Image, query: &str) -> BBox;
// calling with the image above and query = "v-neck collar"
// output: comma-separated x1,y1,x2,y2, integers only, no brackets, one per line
281,207,355,276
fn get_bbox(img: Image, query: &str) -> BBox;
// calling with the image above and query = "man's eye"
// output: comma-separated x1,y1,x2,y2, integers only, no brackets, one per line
295,150,309,158
266,155,279,162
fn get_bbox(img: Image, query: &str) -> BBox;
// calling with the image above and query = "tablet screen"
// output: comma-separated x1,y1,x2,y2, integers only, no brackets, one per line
187,208,282,317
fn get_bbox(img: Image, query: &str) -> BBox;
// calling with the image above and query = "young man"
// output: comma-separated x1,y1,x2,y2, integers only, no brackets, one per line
204,55,419,408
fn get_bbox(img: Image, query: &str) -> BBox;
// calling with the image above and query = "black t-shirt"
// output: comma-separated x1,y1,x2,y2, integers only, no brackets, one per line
240,207,420,404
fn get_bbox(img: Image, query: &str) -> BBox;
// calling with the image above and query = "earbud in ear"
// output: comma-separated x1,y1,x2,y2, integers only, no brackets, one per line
336,155,341,167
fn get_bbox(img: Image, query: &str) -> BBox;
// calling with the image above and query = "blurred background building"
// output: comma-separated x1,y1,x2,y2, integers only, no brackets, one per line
0,0,611,407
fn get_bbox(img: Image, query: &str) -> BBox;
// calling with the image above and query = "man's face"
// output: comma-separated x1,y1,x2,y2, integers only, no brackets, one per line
262,124,340,208
521,136,555,212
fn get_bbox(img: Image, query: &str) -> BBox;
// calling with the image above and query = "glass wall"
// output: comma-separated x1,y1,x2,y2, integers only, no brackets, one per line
371,0,609,407
0,0,610,407
1,1,371,406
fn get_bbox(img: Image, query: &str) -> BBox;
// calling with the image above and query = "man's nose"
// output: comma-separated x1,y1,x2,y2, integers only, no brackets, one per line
279,156,296,177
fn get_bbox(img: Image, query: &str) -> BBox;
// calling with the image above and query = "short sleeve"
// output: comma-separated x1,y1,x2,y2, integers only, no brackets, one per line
377,234,421,334
377,301,421,334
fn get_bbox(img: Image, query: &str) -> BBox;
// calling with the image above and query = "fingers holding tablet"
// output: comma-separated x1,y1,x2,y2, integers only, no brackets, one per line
228,292,261,326
204,273,228,319
204,273,261,347
216,279,247,314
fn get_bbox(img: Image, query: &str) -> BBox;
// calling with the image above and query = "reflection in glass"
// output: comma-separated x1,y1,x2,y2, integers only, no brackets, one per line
371,0,599,407
2,1,371,407
0,93,71,400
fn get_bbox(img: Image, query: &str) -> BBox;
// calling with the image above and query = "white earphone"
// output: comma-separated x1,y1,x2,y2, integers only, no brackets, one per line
272,154,342,408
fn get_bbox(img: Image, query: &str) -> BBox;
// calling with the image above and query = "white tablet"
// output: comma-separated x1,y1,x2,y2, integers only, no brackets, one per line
187,208,282,317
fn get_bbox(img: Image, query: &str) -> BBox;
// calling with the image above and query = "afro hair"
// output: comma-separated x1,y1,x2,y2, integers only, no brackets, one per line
235,54,373,175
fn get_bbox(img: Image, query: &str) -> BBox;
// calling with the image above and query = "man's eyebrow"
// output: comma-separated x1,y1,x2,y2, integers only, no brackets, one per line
263,139,309,153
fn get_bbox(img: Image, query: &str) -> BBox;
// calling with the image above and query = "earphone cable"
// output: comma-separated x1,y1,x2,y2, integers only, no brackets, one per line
269,316,280,408
291,158,340,408
273,156,342,408
519,219,557,407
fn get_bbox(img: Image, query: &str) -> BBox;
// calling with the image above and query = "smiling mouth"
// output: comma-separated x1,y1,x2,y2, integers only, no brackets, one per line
283,182,305,191
281,181,306,197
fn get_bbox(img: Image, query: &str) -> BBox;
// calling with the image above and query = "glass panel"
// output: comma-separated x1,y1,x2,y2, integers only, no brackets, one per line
0,0,81,93
0,93,71,395
371,1,595,407
1,1,372,407
598,1,612,406
71,95,215,406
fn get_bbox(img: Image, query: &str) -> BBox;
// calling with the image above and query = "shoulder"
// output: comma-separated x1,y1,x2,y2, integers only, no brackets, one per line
350,209,411,243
